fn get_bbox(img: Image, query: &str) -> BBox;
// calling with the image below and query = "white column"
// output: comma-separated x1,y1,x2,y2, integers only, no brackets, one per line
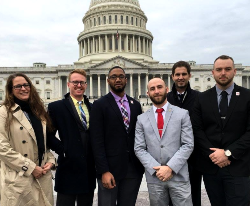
88,38,90,54
112,34,115,52
90,75,93,97
150,40,152,56
119,34,122,52
83,40,85,56
130,74,133,97
106,75,109,94
99,36,101,53
80,41,83,57
138,36,141,53
168,74,171,89
93,37,95,53
126,34,129,52
98,74,101,97
105,35,108,52
146,39,149,55
145,73,149,94
132,35,135,52
143,37,145,54
138,73,141,98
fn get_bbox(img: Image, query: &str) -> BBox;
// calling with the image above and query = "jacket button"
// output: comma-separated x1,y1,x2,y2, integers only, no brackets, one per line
24,154,28,157
161,145,164,148
22,140,26,144
20,127,23,130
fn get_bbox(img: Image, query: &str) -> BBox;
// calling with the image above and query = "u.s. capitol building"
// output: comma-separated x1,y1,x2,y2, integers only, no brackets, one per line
0,0,250,106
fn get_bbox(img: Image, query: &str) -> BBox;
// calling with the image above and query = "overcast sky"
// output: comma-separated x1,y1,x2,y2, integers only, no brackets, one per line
0,0,249,67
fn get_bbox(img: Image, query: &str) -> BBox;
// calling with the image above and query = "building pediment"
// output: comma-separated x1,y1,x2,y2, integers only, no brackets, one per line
88,56,149,70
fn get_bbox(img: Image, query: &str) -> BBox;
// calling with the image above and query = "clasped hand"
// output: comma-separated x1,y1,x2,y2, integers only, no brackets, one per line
32,162,54,179
209,148,231,168
153,165,173,182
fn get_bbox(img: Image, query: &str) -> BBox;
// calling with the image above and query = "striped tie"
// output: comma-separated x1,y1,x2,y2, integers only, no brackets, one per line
78,101,87,130
119,98,130,132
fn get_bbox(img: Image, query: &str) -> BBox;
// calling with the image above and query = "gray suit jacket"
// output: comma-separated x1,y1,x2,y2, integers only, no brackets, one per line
134,103,194,184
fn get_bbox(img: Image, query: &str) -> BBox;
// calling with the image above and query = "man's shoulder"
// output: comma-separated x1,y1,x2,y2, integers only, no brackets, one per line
170,103,188,114
48,99,65,109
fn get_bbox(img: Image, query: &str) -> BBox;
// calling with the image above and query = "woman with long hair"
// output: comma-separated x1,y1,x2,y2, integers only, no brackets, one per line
0,73,55,206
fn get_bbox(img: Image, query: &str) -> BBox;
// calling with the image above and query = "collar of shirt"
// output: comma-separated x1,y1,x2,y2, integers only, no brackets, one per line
70,95,84,106
153,102,169,122
110,91,128,103
216,83,234,96
177,91,185,95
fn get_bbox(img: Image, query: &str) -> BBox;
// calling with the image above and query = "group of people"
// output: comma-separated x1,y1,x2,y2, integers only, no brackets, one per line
0,54,249,206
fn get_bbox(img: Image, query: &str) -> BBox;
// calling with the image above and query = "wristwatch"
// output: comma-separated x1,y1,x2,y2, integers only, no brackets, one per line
225,150,231,157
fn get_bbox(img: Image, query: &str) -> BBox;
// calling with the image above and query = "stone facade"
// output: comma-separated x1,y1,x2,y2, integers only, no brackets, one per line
0,0,249,106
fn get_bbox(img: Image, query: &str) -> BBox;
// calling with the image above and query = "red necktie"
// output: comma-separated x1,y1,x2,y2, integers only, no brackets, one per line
156,108,164,138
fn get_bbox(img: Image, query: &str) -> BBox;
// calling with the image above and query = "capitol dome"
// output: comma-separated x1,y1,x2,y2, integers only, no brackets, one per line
75,0,156,66
89,0,140,9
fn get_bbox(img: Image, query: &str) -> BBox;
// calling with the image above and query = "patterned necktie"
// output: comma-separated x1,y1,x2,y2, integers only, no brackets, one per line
78,101,87,130
178,94,184,103
219,91,228,120
119,98,130,131
156,108,164,138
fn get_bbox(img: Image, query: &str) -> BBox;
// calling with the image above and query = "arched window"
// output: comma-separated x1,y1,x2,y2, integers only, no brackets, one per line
136,18,138,26
126,16,128,24
109,15,112,24
94,18,96,26
121,15,123,24
115,15,117,24
98,17,101,25
131,17,134,25
103,16,106,24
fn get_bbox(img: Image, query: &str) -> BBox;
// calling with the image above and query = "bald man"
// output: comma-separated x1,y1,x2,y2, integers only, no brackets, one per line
134,78,194,206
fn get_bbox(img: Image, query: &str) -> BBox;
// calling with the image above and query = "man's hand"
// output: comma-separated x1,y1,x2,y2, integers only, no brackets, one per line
102,172,116,189
217,160,231,168
153,166,173,182
42,162,54,175
32,166,43,179
209,148,228,164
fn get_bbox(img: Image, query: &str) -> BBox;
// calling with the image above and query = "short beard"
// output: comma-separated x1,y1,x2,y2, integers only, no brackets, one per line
110,84,126,94
149,93,167,105
216,78,233,87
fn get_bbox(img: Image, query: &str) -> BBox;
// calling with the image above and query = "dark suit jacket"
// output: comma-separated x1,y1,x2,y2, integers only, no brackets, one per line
167,82,199,166
191,84,250,176
47,93,96,194
167,82,199,117
90,92,144,181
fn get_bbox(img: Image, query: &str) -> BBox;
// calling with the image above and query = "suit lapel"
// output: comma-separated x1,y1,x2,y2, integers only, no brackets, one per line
63,98,84,129
223,85,240,127
210,87,223,128
127,96,136,134
147,107,161,141
161,104,173,138
106,93,126,131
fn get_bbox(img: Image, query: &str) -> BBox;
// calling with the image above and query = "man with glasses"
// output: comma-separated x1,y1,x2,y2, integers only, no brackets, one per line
90,66,144,206
47,69,96,206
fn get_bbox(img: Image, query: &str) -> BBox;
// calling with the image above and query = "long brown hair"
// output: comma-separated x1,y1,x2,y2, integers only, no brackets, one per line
3,73,53,131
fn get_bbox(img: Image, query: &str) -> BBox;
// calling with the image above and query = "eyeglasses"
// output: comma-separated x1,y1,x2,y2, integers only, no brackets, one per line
13,83,31,90
69,81,87,86
109,75,126,80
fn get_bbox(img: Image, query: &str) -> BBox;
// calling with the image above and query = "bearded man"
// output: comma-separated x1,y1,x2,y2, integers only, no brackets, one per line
134,77,194,206
192,55,250,206
90,66,144,206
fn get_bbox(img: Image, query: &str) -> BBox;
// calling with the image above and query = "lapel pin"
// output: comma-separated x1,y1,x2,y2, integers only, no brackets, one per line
236,92,240,96
130,100,134,104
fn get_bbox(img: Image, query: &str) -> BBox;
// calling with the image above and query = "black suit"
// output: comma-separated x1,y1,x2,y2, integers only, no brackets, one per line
192,84,250,206
167,83,202,206
90,92,144,206
47,93,96,205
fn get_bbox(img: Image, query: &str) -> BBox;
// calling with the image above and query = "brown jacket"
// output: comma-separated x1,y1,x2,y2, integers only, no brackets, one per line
0,104,55,206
